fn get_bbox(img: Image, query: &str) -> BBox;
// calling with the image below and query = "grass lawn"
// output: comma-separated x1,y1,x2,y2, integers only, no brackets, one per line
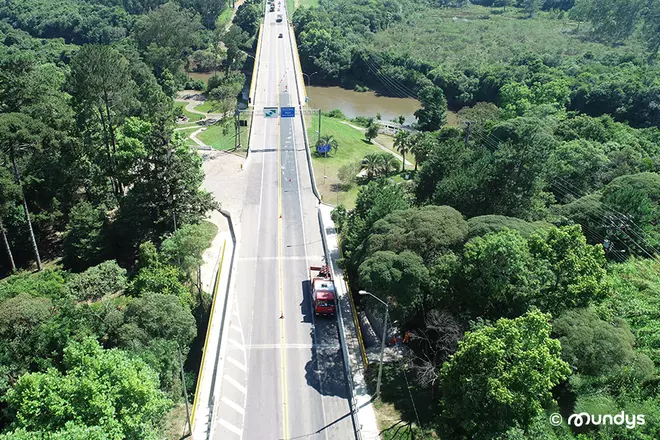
367,363,439,440
161,403,188,440
175,101,204,123
307,114,387,208
197,120,249,152
193,101,215,114
216,6,233,30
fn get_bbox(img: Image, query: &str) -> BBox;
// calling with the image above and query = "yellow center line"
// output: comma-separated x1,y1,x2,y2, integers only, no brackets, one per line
275,26,290,440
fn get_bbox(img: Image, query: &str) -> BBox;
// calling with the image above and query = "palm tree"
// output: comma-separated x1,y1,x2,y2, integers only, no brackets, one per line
379,153,400,177
394,131,411,171
317,135,339,155
410,132,437,171
363,154,381,180
0,113,43,271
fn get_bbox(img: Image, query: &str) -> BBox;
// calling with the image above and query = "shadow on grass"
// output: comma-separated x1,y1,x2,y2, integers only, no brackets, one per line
365,363,437,428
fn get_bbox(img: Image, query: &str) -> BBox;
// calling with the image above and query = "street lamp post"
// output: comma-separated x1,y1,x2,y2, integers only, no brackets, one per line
302,71,318,105
302,71,319,88
359,290,389,398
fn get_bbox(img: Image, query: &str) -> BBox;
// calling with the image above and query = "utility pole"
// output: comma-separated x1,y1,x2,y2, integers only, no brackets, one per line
317,109,322,146
464,121,471,146
235,108,241,149
177,343,192,436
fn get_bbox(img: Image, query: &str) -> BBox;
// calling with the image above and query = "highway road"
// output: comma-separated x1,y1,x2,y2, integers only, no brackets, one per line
210,4,355,440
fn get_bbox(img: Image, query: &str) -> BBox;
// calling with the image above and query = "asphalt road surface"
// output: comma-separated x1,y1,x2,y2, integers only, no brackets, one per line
211,5,354,440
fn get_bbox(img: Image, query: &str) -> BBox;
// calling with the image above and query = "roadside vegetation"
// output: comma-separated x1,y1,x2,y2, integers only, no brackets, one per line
0,0,255,437
313,1,660,439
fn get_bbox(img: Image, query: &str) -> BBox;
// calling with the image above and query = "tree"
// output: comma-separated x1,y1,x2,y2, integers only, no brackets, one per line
62,201,107,271
221,25,249,74
572,0,643,43
362,153,381,179
365,205,468,265
459,230,542,319
116,133,217,253
131,264,192,308
641,0,660,60
66,261,127,301
179,0,225,29
414,86,447,131
365,121,380,142
393,131,411,171
601,172,660,257
160,222,216,285
547,139,609,201
553,307,646,377
411,310,461,399
317,134,339,155
521,0,541,17
494,0,512,11
134,2,203,76
0,168,20,272
439,310,571,439
234,1,262,36
0,113,43,271
409,132,438,171
528,225,609,315
378,153,400,177
396,115,406,125
358,250,430,322
0,293,58,394
4,338,171,440
337,161,361,189
122,293,196,348
68,45,136,196
466,215,552,240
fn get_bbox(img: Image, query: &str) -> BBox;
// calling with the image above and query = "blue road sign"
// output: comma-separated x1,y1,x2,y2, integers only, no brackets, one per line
280,106,295,118
317,144,331,154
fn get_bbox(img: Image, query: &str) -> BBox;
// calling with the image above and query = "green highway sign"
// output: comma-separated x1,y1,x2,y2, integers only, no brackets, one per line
264,107,278,118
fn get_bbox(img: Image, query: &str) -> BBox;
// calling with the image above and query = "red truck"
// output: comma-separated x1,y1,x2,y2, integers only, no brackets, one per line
309,265,336,316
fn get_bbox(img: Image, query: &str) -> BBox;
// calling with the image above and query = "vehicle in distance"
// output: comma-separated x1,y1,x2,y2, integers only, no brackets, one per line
278,33,283,38
309,265,336,316
276,14,282,22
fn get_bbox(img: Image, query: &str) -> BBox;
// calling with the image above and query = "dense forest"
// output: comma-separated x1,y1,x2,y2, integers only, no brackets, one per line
319,1,660,439
0,0,260,437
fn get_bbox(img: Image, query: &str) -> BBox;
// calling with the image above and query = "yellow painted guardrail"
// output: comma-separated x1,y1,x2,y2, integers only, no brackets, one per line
190,239,227,426
337,235,369,369
249,23,263,106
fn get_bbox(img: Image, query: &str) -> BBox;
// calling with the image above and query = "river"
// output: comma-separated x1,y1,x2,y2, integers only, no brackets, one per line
306,86,421,124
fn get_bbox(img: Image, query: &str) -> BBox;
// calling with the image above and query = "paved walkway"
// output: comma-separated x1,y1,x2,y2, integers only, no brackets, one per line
318,204,380,440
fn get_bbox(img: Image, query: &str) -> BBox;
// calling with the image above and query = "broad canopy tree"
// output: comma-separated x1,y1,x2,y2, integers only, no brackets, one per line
439,310,571,439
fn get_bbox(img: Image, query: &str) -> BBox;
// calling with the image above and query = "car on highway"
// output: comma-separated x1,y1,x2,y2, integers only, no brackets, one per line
278,33,283,38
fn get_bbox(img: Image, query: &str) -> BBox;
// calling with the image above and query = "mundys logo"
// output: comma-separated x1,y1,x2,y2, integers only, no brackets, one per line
567,412,645,429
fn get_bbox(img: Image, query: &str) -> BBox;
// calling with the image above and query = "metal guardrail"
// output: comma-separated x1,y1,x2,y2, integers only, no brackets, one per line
318,209,363,440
